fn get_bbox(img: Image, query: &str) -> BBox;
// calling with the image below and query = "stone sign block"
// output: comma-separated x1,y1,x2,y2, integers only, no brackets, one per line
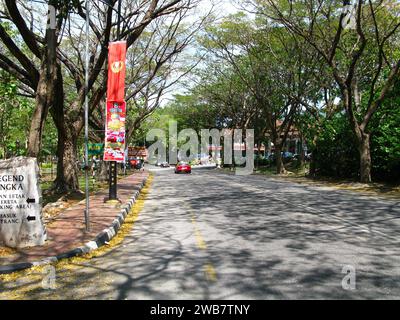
0,157,46,248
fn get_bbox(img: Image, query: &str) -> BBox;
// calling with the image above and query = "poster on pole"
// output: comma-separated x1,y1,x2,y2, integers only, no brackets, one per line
104,101,126,162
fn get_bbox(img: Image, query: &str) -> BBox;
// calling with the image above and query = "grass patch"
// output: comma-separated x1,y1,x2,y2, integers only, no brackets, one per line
221,162,400,198
40,169,139,206
253,163,400,198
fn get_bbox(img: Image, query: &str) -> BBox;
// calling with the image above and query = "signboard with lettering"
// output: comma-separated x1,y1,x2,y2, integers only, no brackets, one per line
128,146,148,159
88,143,104,156
0,157,46,248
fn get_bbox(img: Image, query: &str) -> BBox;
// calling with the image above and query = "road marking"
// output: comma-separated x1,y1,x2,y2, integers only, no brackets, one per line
185,203,217,282
192,216,207,250
204,263,217,282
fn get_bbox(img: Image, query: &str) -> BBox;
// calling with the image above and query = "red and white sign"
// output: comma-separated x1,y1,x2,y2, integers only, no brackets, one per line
104,101,126,162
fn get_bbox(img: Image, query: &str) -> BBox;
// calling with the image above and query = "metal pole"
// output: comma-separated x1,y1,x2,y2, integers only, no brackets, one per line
117,0,122,40
109,161,117,199
84,0,90,231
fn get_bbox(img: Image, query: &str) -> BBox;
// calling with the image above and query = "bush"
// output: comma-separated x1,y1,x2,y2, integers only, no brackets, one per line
310,108,400,183
370,106,400,182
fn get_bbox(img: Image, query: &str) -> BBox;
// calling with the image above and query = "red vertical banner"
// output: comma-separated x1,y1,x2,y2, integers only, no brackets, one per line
104,41,127,162
107,41,127,101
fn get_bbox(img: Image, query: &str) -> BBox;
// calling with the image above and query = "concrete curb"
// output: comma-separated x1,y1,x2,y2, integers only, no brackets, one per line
0,175,149,274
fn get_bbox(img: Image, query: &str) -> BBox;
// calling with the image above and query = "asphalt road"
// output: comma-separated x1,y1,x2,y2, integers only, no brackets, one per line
1,167,400,299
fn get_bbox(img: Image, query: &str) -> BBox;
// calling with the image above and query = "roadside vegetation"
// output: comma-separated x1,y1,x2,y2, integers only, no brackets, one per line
131,1,400,188
0,1,399,192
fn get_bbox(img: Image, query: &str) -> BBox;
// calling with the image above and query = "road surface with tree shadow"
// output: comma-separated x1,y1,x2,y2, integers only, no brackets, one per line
1,168,399,299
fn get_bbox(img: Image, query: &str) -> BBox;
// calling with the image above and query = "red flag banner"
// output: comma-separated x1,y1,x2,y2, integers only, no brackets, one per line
104,101,126,162
107,41,127,102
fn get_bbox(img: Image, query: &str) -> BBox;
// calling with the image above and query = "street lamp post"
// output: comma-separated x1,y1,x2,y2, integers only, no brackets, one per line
84,0,125,228
84,0,91,231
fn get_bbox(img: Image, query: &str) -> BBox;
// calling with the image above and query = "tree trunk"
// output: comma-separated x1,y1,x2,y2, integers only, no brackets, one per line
52,125,80,193
343,88,373,183
97,160,109,182
358,132,372,183
299,136,305,168
27,64,51,157
256,141,261,169
275,144,286,174
27,26,58,157
49,67,80,193
309,153,316,177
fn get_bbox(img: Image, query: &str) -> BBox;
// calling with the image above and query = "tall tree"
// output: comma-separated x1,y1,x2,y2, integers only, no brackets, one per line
0,0,202,192
0,0,76,157
199,13,318,173
252,0,400,182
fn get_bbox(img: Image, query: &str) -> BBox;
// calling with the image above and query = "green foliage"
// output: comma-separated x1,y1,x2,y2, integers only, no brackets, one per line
370,79,400,182
40,116,58,160
167,93,221,132
0,72,33,158
310,95,400,182
312,114,359,179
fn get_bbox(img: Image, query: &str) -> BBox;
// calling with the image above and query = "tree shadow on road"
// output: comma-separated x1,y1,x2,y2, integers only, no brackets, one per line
1,172,399,299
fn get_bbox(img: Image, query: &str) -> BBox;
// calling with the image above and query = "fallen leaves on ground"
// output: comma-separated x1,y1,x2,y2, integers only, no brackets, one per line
0,174,153,300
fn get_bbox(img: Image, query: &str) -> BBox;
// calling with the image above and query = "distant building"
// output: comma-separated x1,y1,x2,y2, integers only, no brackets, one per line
128,146,148,160
265,121,307,155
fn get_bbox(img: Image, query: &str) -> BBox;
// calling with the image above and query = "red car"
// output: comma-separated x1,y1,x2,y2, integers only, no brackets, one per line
129,159,138,167
175,162,191,174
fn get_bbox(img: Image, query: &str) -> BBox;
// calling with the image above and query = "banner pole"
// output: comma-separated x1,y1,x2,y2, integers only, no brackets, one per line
110,0,122,201
105,1,124,202
117,0,122,40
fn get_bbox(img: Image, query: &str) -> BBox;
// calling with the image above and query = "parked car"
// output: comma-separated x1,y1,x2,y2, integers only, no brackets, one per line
292,153,299,160
266,152,295,164
129,158,138,168
135,159,144,170
175,162,191,174
268,154,276,162
129,158,144,170
160,162,170,168
282,152,294,160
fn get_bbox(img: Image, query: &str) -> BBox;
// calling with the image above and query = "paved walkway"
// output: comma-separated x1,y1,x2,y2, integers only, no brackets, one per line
0,171,148,266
